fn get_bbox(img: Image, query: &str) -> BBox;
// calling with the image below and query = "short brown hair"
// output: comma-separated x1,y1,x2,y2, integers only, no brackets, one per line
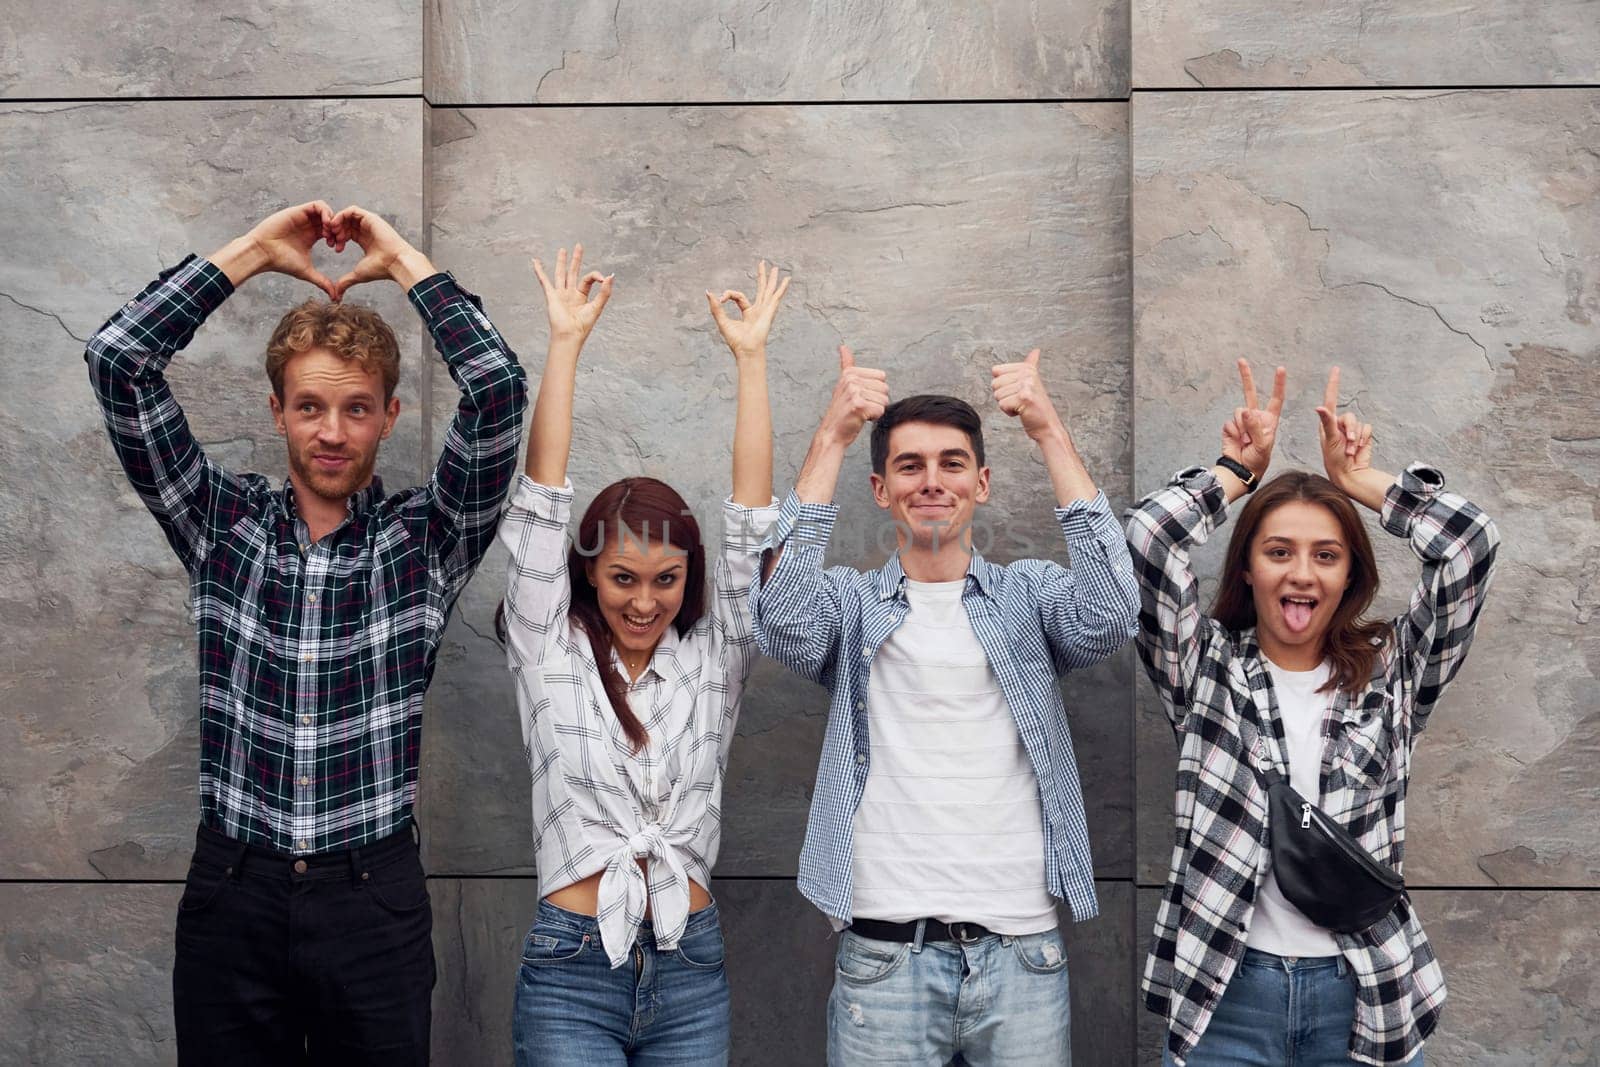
265,299,401,401
1210,470,1390,694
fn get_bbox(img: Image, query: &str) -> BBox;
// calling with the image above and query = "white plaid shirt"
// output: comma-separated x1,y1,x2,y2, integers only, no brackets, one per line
498,477,778,967
1125,464,1499,1066
750,489,1141,926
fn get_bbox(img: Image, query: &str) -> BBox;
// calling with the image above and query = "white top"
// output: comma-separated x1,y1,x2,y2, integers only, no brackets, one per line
498,476,779,968
849,577,1057,935
1248,660,1342,957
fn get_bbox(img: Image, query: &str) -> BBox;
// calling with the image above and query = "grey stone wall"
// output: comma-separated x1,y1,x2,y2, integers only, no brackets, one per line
2,5,1595,1065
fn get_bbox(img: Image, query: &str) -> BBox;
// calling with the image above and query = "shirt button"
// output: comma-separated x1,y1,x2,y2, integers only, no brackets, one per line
861,646,871,658
297,839,309,851
856,753,866,766
301,715,312,726
302,654,312,662
299,776,310,787
293,860,308,874
855,700,865,711
306,593,316,604
299,544,307,553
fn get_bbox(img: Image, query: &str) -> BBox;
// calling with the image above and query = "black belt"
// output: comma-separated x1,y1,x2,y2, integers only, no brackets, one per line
849,917,996,944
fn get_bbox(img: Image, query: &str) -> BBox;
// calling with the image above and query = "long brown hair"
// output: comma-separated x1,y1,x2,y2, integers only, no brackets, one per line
1210,470,1389,694
569,478,705,749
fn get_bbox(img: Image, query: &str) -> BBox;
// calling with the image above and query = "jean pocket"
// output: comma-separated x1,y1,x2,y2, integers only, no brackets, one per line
675,922,726,970
835,933,909,985
177,860,232,915
365,853,432,915
521,924,592,965
1012,929,1068,975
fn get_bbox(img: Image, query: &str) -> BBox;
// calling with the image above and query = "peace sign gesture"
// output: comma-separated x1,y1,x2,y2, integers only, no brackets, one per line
707,260,791,362
1315,366,1374,490
1221,359,1286,480
532,244,613,347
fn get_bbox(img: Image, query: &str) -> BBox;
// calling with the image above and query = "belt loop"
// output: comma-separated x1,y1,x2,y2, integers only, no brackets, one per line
911,919,927,954
1335,953,1350,979
350,845,365,887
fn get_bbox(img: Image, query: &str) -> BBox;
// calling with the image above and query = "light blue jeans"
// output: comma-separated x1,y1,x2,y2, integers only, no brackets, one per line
513,899,729,1066
827,925,1071,1066
1162,948,1425,1067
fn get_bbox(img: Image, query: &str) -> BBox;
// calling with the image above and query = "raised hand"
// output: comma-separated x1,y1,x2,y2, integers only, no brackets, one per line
820,345,889,447
1222,359,1286,479
532,244,613,346
991,348,1066,442
707,260,791,361
326,206,433,299
1314,366,1373,490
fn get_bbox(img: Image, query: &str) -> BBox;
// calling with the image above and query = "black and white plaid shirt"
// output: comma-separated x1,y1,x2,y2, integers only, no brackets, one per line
86,255,526,855
498,477,779,967
1125,464,1499,1066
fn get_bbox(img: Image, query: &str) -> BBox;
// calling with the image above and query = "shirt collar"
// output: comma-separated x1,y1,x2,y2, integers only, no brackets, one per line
610,623,682,683
279,477,385,527
874,551,994,602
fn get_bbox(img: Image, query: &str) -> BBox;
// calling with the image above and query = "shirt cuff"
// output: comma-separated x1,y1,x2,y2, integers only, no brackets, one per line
1380,463,1446,538
1053,490,1121,544
509,475,574,524
723,498,781,553
175,255,237,316
407,271,489,321
764,489,840,553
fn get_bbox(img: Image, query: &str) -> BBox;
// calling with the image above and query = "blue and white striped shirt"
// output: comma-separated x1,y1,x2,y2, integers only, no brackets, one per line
750,489,1141,925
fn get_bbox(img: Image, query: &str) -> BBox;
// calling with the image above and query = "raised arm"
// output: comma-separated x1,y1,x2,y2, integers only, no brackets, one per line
707,260,789,506
991,348,1138,667
526,245,613,486
86,202,348,569
1125,360,1284,729
1314,367,1499,735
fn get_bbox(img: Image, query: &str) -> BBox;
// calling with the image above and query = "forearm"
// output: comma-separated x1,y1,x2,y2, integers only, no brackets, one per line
1341,467,1395,513
390,249,437,292
207,236,273,289
526,339,580,484
730,352,773,507
794,428,850,505
1034,426,1098,506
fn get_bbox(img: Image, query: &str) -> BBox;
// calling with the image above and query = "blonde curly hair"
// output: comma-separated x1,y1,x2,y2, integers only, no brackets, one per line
265,300,400,401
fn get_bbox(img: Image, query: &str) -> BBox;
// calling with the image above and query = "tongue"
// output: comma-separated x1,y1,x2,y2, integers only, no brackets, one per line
1283,600,1314,633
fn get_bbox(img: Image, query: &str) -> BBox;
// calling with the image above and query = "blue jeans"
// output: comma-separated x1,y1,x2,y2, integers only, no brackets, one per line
513,899,729,1066
827,925,1071,1066
1162,949,1425,1067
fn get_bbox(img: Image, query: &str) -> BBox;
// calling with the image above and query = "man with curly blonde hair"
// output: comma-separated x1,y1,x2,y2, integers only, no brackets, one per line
85,201,527,1063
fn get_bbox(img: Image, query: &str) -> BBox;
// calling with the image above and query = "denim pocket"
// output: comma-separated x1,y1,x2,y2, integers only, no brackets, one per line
365,852,431,915
835,933,908,985
521,924,592,965
177,859,232,915
675,921,726,970
1012,929,1068,975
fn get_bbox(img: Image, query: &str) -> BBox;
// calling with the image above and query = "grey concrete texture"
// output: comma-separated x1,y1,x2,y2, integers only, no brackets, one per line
418,102,1138,880
426,0,1129,105
1135,888,1600,1065
1131,89,1600,888
1,2,422,98
0,99,427,879
1132,0,1600,88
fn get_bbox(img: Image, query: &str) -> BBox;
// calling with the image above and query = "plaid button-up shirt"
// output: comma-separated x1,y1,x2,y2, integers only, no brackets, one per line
1125,464,1499,1067
751,489,1141,926
86,255,526,855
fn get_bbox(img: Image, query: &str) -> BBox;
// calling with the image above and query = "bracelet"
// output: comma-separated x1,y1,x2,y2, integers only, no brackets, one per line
1215,456,1259,492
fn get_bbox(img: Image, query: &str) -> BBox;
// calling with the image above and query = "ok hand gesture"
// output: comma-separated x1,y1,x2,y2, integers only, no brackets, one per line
707,260,791,362
1222,359,1286,479
532,244,613,347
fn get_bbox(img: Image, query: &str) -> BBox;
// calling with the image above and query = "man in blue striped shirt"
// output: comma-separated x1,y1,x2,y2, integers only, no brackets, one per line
751,344,1138,1065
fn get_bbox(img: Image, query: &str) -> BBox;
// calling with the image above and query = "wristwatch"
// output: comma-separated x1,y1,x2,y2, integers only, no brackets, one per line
1215,455,1259,492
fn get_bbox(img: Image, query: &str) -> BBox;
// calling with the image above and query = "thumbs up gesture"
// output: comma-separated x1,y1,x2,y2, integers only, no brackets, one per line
820,345,890,447
991,348,1064,442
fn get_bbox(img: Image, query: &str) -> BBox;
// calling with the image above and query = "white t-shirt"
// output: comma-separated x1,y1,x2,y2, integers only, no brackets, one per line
1247,660,1341,957
849,578,1057,935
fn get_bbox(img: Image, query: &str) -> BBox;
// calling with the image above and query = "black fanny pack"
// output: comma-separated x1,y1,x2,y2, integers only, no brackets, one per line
1258,765,1406,933
1242,702,1406,934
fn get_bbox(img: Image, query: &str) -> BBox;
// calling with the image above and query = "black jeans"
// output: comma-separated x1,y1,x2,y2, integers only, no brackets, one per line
172,822,436,1065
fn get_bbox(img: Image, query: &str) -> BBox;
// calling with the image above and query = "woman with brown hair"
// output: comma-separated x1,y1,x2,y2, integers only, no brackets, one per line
1127,361,1499,1067
497,247,788,1065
